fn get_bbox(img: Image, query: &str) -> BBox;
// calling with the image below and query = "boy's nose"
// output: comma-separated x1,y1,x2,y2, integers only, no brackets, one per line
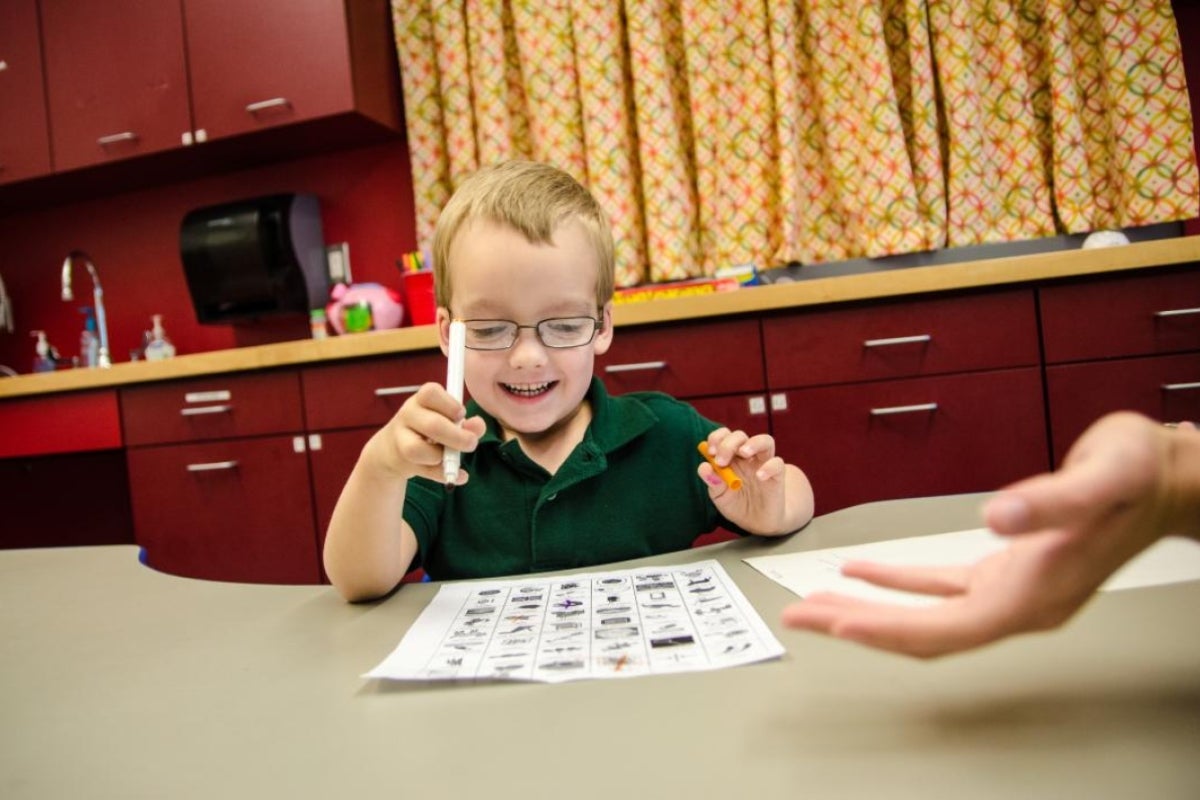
507,327,548,367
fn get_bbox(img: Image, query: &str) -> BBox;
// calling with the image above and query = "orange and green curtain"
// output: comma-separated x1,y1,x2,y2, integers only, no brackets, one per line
392,1,1198,287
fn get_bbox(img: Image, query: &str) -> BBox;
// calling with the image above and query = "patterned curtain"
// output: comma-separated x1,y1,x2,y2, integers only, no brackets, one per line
392,1,1198,288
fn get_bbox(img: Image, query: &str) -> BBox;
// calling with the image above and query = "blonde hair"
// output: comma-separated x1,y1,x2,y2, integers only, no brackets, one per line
431,161,615,310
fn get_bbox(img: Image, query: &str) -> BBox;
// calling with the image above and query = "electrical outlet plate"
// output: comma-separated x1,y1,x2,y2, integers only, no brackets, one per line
326,242,352,284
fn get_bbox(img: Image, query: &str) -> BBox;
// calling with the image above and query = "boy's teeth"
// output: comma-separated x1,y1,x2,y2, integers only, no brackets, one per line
505,382,551,396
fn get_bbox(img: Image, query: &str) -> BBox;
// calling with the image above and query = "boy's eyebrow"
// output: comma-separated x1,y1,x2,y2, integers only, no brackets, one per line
457,300,599,318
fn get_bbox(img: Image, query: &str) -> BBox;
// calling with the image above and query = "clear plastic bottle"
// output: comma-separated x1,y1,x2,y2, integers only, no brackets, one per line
143,314,177,361
79,307,100,368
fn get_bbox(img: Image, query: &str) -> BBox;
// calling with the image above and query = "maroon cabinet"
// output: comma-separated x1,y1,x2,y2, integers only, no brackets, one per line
1041,268,1200,463
301,352,446,431
121,371,321,584
0,0,52,184
121,371,305,447
0,449,134,549
301,354,447,583
597,318,764,398
40,0,192,171
1039,269,1200,363
771,368,1048,513
126,435,320,584
306,427,375,557
34,0,400,175
184,0,355,140
764,290,1047,514
764,290,1040,387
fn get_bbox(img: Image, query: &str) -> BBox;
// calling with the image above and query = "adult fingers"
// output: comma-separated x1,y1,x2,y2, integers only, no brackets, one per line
840,560,970,597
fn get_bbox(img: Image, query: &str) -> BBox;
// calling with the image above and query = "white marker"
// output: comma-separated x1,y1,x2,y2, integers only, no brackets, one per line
443,320,466,490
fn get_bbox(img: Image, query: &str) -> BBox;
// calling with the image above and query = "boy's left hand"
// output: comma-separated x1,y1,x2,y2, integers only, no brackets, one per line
699,428,788,534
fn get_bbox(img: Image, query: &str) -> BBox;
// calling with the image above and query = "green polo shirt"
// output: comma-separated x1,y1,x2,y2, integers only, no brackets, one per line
403,378,739,580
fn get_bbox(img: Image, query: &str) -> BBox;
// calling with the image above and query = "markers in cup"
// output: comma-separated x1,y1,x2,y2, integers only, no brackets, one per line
443,320,466,490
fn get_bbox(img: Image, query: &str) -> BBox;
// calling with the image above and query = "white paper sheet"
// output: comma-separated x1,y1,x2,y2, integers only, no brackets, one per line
365,560,783,683
744,529,1200,607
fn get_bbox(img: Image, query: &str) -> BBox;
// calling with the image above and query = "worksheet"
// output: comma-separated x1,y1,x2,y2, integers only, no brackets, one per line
364,560,783,683
744,528,1200,606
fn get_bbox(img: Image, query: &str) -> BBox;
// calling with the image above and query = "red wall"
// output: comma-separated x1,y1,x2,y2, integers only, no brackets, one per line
0,140,416,373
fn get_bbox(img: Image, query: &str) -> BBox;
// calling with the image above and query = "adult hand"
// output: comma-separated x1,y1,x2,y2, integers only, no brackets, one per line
781,413,1200,658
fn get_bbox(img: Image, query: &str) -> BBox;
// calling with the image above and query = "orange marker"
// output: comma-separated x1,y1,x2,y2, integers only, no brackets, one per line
697,441,743,490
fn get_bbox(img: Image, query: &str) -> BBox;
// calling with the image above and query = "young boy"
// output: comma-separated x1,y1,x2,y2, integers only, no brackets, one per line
324,161,814,601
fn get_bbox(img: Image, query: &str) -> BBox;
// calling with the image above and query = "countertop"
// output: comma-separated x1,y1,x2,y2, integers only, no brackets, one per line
3,492,1198,799
2,234,1198,400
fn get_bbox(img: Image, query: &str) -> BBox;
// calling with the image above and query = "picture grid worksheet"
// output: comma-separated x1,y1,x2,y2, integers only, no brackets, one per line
365,560,784,683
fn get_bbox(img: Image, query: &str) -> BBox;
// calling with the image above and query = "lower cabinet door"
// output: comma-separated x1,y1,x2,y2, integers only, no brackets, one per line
771,368,1049,514
307,426,428,585
308,427,374,557
127,435,321,584
1047,352,1200,465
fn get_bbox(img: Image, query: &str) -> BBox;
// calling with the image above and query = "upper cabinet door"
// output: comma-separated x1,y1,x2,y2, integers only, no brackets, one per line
183,0,354,140
40,0,192,171
0,0,52,184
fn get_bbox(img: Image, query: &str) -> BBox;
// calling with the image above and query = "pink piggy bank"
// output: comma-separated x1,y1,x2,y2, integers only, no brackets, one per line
325,282,405,334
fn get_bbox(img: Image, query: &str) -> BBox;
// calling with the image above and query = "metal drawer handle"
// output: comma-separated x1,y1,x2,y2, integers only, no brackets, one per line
97,131,138,146
870,402,939,416
374,384,422,397
245,97,291,113
186,460,238,472
1162,381,1200,392
604,361,667,374
180,404,232,416
1154,308,1200,318
864,334,932,348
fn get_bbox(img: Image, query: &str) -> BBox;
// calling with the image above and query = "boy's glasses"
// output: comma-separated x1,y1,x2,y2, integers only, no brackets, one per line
457,317,602,350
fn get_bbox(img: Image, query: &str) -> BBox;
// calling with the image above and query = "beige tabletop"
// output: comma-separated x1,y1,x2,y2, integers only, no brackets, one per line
2,493,1197,799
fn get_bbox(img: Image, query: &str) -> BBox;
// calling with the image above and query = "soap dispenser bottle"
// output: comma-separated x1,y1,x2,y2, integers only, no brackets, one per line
31,330,58,373
79,307,100,368
143,314,176,361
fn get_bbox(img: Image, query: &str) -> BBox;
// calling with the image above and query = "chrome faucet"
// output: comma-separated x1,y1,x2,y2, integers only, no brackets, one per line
61,250,112,368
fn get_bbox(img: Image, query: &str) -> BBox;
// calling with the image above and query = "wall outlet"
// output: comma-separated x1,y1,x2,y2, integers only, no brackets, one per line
326,242,352,284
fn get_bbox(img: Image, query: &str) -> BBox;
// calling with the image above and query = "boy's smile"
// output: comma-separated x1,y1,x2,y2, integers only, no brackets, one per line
439,217,613,469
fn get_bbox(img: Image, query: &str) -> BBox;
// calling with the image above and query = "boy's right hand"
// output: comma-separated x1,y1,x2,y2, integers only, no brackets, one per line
360,382,485,485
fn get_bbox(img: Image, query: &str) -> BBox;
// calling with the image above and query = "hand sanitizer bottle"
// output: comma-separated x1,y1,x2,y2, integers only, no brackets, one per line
31,330,57,372
143,314,177,361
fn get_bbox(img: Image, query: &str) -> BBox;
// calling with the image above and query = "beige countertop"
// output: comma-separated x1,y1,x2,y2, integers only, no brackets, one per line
2,492,1198,799
3,234,1198,400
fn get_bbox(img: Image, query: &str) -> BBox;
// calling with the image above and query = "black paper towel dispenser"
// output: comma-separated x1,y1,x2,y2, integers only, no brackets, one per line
180,193,328,324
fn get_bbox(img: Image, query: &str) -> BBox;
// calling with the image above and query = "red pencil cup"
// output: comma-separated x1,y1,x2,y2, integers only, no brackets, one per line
402,270,436,327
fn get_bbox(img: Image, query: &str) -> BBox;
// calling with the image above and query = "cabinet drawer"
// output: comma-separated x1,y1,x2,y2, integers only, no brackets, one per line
127,435,320,584
771,368,1048,514
1046,352,1200,464
596,318,764,397
302,351,446,430
121,371,304,446
1040,269,1200,363
0,390,122,458
763,290,1039,389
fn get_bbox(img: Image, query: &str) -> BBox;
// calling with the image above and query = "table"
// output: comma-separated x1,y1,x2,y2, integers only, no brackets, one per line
2,493,1198,799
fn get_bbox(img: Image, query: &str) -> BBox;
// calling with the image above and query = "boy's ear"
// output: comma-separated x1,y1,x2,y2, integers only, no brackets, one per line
436,307,452,355
593,302,615,356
